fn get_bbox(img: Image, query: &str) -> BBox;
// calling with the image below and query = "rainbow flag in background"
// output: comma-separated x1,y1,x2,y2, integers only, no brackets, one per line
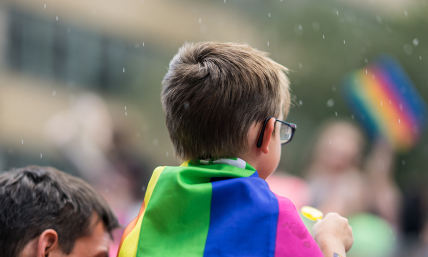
343,55,427,151
117,158,323,257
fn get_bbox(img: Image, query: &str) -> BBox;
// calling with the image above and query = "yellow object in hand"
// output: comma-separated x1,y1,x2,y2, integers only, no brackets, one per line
301,206,323,221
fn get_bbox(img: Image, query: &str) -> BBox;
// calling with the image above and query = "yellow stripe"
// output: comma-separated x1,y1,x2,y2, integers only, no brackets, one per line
118,166,165,257
180,160,190,167
359,71,410,148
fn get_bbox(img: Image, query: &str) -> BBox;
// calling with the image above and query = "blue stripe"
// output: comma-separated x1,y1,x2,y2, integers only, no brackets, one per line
376,55,427,128
203,176,279,257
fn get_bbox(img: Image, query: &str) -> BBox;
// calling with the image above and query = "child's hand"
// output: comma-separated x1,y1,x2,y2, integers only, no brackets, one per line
313,213,353,256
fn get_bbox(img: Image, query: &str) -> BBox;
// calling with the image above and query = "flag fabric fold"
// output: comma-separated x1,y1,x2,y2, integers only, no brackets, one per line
118,158,322,257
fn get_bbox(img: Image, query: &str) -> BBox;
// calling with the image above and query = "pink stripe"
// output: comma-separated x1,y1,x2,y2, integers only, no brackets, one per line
274,195,323,257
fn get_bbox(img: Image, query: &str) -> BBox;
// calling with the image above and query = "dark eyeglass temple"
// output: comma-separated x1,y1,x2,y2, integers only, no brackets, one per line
256,117,271,148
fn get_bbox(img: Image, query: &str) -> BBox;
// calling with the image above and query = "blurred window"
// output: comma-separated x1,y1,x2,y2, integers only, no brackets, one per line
6,8,147,92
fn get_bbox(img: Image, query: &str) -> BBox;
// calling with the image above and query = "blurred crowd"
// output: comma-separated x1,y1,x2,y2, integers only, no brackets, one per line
268,120,428,257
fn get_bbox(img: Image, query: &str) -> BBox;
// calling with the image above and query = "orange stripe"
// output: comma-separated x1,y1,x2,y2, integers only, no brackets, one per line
116,166,165,257
359,70,413,149
116,203,145,256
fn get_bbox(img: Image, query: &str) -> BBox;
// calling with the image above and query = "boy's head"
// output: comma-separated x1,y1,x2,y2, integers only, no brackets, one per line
162,42,291,160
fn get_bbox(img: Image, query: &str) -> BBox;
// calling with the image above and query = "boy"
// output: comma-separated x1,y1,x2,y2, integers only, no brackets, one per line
118,42,353,256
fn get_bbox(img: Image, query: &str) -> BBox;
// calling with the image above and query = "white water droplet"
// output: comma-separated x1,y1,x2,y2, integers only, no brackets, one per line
335,111,338,116
327,99,335,107
123,68,125,72
420,55,422,60
52,90,56,96
56,16,58,20
143,42,145,46
124,106,127,110
323,35,325,39
22,139,24,144
166,151,169,157
344,40,346,44
40,153,43,159
199,18,201,24
351,115,354,119
364,58,368,63
44,4,46,9
268,13,271,18
329,139,332,144
381,101,382,106
404,10,408,17
298,63,303,68
299,100,303,105
413,38,419,46
125,112,127,116
267,41,269,46
366,70,367,74
336,11,339,15
399,119,401,123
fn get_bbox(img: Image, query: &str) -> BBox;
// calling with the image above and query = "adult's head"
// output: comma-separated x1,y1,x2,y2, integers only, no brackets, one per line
162,42,291,160
312,120,365,172
0,166,119,257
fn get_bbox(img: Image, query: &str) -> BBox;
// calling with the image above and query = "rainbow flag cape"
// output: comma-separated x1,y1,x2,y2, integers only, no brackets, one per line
343,55,427,151
117,158,322,257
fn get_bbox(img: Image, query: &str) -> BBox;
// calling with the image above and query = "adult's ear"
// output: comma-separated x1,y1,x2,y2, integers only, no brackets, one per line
37,229,59,257
260,118,275,154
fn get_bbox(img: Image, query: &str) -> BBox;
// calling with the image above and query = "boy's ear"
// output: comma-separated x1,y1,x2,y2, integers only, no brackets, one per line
37,229,59,257
260,118,275,154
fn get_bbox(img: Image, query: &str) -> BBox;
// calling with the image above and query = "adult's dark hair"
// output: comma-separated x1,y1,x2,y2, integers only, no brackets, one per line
0,166,119,257
162,42,290,160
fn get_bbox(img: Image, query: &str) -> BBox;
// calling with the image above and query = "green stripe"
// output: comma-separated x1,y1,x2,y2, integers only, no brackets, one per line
136,166,212,257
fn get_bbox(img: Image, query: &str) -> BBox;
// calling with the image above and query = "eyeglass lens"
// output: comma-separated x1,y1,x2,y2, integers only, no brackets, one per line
279,122,292,143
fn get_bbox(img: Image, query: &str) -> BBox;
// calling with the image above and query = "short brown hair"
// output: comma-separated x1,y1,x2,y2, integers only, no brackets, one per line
162,42,290,160
0,166,119,257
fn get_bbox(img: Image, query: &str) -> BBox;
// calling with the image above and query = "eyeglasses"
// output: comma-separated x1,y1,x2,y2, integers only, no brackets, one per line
257,117,297,148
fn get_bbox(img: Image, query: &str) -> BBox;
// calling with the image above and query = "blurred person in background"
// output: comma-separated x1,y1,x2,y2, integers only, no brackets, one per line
303,120,402,257
396,172,428,256
0,166,119,257
44,93,151,254
304,121,367,217
304,120,401,227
